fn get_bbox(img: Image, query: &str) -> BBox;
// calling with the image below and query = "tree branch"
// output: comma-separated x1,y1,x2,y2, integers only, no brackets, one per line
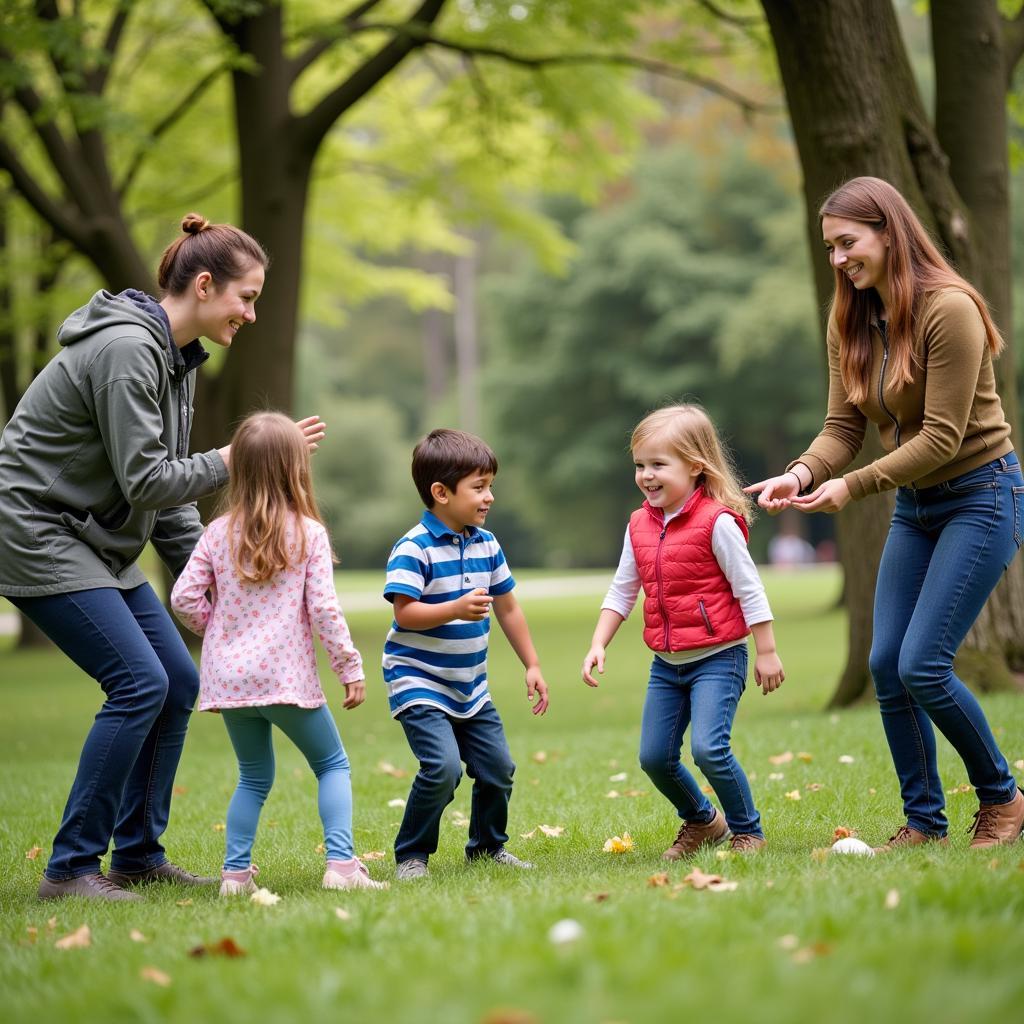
290,0,389,82
86,1,133,95
297,0,448,154
1002,7,1024,86
695,0,762,29
118,61,232,198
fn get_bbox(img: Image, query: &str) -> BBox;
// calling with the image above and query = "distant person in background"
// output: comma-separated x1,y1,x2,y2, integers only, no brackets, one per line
746,176,1023,851
767,518,816,567
0,213,325,901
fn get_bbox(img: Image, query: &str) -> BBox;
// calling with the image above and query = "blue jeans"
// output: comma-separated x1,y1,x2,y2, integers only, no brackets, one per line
869,453,1024,836
11,584,199,880
394,701,515,863
220,704,352,870
638,646,762,837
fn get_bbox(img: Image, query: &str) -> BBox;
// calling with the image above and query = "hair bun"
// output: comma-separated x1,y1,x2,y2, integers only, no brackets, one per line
181,212,210,235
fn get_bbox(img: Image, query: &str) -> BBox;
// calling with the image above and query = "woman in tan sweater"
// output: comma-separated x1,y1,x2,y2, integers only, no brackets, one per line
747,177,1023,850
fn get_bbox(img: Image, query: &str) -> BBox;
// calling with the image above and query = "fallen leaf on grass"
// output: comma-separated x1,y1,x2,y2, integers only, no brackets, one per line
54,924,91,950
602,833,634,854
360,850,387,861
46,917,57,932
547,919,584,945
838,755,856,764
377,760,409,779
175,899,194,907
480,1008,540,1024
585,892,610,903
768,773,785,781
189,937,247,958
833,826,856,839
988,858,1001,870
777,934,799,950
1013,758,1024,770
679,868,738,892
449,811,470,829
334,907,352,921
129,929,148,943
797,752,814,763
249,888,281,906
792,942,832,964
884,889,900,910
23,926,38,946
531,750,548,764
623,788,649,798
387,798,406,809
140,966,171,987
172,785,189,796
785,790,801,801
646,872,670,887
769,751,794,765
605,790,621,799
538,824,564,838
609,771,628,782
715,849,732,861
25,845,43,861
212,822,226,832
806,783,825,792
315,842,325,855
946,783,972,795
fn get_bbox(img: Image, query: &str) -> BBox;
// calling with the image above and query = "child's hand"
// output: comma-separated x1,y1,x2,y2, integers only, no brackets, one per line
582,645,606,688
454,588,493,621
342,679,366,709
754,653,784,695
295,414,327,453
526,665,549,716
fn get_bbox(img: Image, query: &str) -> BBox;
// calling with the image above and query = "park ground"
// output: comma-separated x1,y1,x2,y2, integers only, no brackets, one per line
2,566,1023,1024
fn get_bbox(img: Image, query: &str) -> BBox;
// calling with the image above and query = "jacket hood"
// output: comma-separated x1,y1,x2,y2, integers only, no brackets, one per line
57,289,208,373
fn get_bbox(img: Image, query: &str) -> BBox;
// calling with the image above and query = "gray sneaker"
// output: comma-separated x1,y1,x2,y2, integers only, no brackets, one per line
107,861,216,888
490,848,533,870
38,873,143,902
395,858,429,881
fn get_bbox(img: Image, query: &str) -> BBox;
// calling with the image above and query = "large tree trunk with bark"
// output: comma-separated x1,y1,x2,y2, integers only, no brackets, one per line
760,0,1024,704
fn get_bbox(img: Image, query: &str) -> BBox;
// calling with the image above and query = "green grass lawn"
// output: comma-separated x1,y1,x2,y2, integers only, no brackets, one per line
2,565,1023,1024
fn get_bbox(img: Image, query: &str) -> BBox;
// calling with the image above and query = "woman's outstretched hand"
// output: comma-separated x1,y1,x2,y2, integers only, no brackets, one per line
743,473,801,514
790,478,851,514
295,415,327,452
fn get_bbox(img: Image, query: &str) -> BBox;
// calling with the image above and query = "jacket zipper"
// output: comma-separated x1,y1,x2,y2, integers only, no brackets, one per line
655,524,671,651
877,321,901,448
698,599,714,636
174,367,189,459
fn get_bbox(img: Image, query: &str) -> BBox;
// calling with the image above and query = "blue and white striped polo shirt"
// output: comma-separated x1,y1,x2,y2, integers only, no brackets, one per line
382,510,515,719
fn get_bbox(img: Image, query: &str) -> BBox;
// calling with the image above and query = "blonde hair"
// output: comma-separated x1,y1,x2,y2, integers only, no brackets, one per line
220,411,331,583
630,404,754,522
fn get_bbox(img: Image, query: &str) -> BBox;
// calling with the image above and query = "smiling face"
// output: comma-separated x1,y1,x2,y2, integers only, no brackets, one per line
633,440,703,516
431,470,495,533
197,262,265,347
822,215,890,303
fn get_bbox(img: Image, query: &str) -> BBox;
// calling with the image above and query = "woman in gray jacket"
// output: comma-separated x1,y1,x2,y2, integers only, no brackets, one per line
0,213,323,900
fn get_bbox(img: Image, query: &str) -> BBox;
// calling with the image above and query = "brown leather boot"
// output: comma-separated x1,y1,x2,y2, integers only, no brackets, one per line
873,825,949,853
662,808,729,860
969,788,1024,848
729,833,766,853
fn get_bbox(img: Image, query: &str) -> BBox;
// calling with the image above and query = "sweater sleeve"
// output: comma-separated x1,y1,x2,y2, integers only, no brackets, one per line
601,526,642,620
169,529,215,636
789,320,866,489
304,526,364,685
843,291,987,498
711,516,773,627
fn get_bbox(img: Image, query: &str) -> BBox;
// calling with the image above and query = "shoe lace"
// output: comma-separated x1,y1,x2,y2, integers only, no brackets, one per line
730,833,759,851
97,873,131,895
969,806,1000,843
886,825,915,846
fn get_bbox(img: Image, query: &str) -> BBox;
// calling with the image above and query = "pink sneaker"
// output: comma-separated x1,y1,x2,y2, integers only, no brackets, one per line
323,858,389,891
220,865,259,896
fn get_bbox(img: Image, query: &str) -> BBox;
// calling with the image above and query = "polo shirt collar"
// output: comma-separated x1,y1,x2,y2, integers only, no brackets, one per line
420,509,480,543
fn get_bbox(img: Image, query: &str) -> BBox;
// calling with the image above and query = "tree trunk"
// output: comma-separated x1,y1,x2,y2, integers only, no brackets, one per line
760,0,1023,703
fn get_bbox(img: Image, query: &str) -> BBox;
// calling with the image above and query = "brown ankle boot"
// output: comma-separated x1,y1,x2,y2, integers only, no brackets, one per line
969,788,1024,848
662,809,729,860
873,825,949,853
729,833,766,853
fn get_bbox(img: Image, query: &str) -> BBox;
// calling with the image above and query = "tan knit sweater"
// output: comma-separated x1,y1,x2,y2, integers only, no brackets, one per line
792,288,1013,499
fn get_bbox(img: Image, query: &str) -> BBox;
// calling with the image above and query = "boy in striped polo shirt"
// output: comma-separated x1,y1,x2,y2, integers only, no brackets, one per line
383,429,550,880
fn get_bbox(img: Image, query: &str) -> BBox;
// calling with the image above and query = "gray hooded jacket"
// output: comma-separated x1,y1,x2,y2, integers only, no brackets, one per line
0,289,228,597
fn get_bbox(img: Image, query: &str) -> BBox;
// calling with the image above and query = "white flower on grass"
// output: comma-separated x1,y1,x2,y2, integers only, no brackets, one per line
548,919,584,945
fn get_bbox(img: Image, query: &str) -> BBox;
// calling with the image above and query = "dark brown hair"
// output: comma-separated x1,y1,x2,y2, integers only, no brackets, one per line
157,212,269,297
220,411,331,583
411,428,498,507
820,177,1002,404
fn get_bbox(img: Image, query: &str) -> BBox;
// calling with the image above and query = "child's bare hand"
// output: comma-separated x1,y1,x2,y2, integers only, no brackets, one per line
342,679,365,709
526,665,549,716
582,645,606,687
754,653,784,694
295,415,327,453
454,588,493,621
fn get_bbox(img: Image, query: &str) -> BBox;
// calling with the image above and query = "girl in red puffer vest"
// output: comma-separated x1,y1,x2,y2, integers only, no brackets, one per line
583,404,785,856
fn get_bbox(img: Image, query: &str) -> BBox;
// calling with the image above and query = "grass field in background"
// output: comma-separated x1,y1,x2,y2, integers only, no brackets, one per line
2,565,1024,1024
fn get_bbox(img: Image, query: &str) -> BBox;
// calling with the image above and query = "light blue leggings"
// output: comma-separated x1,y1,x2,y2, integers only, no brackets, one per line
220,704,353,870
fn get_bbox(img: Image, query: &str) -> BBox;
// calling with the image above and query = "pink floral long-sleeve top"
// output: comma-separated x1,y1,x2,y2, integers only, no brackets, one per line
170,514,363,710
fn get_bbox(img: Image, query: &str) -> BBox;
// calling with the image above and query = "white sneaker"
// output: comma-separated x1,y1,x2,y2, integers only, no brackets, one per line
323,858,389,891
220,864,259,896
491,848,533,870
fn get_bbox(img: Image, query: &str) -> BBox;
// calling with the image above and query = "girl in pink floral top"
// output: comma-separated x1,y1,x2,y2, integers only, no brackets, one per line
171,412,387,894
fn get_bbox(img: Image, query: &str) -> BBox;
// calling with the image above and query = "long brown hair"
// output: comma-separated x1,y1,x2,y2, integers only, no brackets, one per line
820,177,1003,404
630,404,754,522
221,411,330,583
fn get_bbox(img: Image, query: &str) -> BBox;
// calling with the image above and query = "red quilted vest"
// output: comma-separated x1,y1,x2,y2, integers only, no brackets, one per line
628,487,750,653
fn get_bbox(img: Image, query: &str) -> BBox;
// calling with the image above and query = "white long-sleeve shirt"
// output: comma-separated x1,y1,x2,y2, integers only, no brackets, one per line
602,511,772,666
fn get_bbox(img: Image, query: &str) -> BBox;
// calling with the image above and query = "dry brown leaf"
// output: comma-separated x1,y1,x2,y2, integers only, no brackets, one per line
609,771,628,782
1014,759,1024,771
604,790,621,799
360,850,388,860
189,936,247,958
768,772,785,781
315,842,325,855
623,788,649,798
25,845,43,861
838,755,855,764
377,760,409,778
785,789,801,801
531,750,548,764
946,783,972,795
797,752,814,763
646,872,670,887
884,889,900,910
24,926,38,945
680,868,738,892
520,828,537,840
250,887,280,906
140,966,171,987
387,798,406,809
538,825,564,838
602,833,634,854
777,934,799,950
769,751,794,765
175,898,194,907
54,924,91,950
833,826,855,839
212,822,226,832
172,785,189,796
479,1009,539,1024
792,942,832,964
585,892,610,903
129,928,148,943
46,916,58,932
806,783,825,792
